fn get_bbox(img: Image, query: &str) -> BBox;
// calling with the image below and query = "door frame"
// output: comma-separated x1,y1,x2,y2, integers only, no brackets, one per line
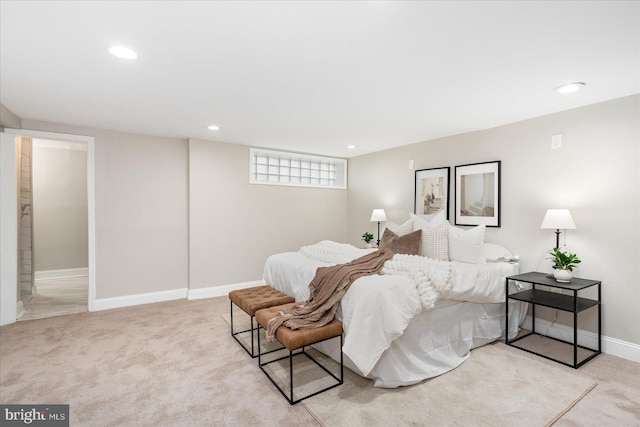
3,128,96,316
1,132,18,325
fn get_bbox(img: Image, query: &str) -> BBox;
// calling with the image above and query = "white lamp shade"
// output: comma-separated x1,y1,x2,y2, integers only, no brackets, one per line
370,209,387,222
540,209,577,230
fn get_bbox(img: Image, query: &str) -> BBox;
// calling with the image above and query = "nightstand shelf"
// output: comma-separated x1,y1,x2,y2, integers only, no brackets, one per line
505,272,601,369
508,289,599,312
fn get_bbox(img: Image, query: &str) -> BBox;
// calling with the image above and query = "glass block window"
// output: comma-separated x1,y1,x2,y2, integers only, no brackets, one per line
250,148,347,189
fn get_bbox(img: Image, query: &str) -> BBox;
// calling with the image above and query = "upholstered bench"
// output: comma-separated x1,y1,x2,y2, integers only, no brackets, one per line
255,303,344,405
228,285,295,358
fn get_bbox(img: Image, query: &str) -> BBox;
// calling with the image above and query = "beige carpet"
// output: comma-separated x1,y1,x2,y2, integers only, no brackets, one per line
0,297,621,427
226,311,597,427
301,344,595,427
1,298,317,427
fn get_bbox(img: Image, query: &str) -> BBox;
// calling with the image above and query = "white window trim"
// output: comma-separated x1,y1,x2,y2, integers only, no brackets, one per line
249,148,347,189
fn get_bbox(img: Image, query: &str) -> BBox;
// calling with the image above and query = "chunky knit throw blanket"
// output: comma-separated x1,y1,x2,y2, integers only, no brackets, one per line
299,240,376,264
266,248,394,343
382,254,452,310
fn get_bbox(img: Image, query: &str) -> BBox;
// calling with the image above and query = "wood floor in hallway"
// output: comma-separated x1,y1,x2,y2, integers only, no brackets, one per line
18,276,88,321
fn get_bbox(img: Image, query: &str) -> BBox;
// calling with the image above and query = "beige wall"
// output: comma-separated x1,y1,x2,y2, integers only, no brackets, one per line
188,138,348,288
0,103,22,130
20,120,190,300
7,98,639,348
93,130,189,299
6,122,347,300
32,142,88,271
348,95,640,346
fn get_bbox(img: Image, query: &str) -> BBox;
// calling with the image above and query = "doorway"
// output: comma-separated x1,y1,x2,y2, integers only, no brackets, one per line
0,129,95,324
18,137,89,320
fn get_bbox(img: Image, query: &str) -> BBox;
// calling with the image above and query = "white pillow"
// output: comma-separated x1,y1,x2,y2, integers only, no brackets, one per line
409,210,446,227
385,219,414,237
410,212,449,261
449,224,486,263
482,243,513,262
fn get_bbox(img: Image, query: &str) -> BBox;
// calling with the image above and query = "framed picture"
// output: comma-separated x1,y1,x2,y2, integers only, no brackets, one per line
455,161,501,227
414,167,450,220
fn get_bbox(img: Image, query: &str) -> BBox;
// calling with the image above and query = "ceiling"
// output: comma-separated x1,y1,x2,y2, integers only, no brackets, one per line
1,1,638,158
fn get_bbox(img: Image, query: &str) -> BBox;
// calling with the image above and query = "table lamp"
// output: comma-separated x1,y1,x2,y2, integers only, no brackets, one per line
540,209,576,249
370,209,387,247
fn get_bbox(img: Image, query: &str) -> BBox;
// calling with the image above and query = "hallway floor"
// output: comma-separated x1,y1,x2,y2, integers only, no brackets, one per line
18,276,88,321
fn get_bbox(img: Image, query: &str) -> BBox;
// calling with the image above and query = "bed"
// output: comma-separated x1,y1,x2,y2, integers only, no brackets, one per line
263,217,528,388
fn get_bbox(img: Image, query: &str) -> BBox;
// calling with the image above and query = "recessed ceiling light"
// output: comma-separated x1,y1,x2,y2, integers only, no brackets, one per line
207,125,220,131
347,145,357,149
108,46,138,60
554,82,586,94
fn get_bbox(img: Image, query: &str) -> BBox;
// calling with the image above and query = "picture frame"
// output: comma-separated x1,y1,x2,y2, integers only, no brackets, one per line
414,167,450,220
454,161,501,227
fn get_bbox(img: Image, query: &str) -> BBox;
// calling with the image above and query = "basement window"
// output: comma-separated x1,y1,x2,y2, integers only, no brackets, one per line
250,148,347,189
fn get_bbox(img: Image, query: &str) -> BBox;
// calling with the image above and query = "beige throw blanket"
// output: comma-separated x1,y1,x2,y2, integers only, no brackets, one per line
266,248,394,343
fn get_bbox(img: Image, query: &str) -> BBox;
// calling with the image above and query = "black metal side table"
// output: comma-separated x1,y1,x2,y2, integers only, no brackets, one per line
505,271,601,368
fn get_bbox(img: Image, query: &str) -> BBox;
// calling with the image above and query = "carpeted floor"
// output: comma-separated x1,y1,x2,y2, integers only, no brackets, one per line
1,296,639,426
300,344,595,427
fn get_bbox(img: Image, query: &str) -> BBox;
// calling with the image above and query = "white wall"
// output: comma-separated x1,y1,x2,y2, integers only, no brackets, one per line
32,140,88,271
348,95,640,346
188,138,348,289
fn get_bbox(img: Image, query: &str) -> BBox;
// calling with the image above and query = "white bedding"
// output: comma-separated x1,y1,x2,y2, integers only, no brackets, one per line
263,247,527,387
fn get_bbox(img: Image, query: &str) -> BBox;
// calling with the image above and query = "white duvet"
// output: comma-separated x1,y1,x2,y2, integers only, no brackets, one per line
263,245,520,379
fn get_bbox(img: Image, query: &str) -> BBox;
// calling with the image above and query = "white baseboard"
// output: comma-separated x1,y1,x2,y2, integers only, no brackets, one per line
91,280,265,312
16,300,24,319
35,268,88,280
522,316,640,363
93,288,188,312
187,280,264,300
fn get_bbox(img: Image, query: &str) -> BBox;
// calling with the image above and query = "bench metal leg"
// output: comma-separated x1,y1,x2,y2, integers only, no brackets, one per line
230,301,286,358
257,324,344,405
230,301,257,357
